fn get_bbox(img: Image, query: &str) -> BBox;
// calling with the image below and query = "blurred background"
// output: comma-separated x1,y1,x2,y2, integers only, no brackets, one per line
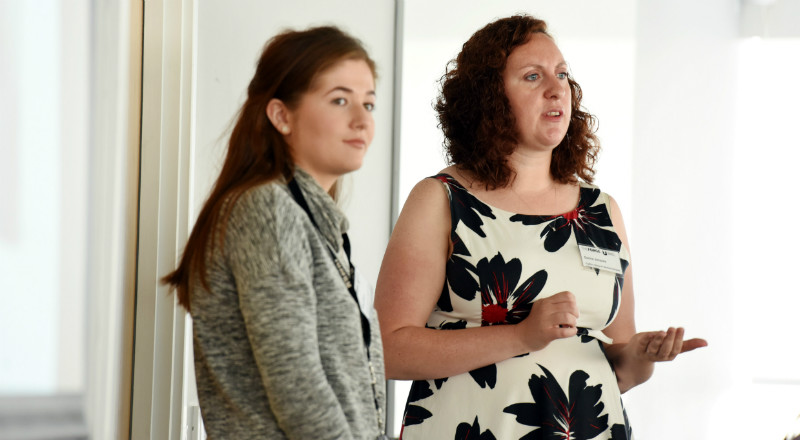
1,0,798,439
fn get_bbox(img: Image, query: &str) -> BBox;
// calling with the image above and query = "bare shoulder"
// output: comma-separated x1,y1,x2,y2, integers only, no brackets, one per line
388,177,452,260
605,193,624,223
387,175,452,245
398,175,450,218
376,175,452,325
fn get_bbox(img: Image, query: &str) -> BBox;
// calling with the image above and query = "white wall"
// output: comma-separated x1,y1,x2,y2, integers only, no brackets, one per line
0,0,88,396
720,36,800,439
627,3,800,437
1,1,140,437
624,1,738,438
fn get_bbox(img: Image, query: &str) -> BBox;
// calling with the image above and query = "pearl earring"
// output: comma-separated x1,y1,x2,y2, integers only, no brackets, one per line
281,126,290,134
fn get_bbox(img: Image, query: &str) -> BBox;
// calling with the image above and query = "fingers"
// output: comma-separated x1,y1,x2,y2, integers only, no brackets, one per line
644,332,667,359
547,290,578,305
680,338,709,353
519,292,579,351
537,291,579,330
639,327,707,362
643,328,679,361
543,293,579,340
554,312,578,329
669,329,685,358
554,323,578,339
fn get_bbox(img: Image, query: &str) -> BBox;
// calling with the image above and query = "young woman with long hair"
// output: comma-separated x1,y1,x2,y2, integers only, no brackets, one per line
163,26,386,440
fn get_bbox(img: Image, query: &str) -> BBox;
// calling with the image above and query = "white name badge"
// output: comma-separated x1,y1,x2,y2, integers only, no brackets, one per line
578,245,623,275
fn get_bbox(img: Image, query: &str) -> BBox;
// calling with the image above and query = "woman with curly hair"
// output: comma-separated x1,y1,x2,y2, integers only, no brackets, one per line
375,15,705,439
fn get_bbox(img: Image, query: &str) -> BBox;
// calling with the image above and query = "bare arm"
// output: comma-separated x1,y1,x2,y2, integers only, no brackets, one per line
374,178,579,380
601,195,707,393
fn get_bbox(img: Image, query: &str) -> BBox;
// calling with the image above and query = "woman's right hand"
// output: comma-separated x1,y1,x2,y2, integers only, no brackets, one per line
515,291,580,352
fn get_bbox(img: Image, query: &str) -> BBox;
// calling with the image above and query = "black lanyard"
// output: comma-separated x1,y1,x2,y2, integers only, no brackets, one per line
287,178,372,350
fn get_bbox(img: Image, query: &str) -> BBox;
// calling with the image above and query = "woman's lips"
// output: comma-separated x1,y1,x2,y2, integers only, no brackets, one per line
543,109,565,121
344,138,367,148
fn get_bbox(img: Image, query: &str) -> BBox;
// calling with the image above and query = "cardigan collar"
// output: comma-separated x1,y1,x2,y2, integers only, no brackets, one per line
289,168,349,251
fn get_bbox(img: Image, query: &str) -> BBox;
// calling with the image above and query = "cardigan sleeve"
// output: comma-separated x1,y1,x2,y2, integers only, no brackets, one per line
225,187,354,440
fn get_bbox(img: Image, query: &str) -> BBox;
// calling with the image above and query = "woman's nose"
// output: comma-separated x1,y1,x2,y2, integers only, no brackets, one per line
545,76,566,99
350,105,372,129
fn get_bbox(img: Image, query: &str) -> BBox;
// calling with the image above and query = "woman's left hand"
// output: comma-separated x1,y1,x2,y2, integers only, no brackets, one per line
629,327,707,362
607,327,707,393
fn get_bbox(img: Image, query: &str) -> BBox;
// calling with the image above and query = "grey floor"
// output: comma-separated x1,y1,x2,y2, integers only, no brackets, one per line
0,394,87,440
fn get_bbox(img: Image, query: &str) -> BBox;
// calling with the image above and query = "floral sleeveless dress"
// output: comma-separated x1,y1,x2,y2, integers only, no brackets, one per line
400,174,633,440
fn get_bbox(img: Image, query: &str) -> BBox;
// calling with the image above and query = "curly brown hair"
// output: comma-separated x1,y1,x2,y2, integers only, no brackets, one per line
435,14,600,188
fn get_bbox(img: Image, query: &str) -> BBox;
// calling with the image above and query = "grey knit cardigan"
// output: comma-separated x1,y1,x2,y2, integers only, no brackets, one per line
190,169,387,439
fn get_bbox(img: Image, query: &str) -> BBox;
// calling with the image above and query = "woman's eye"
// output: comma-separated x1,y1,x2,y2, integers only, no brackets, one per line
332,97,347,106
525,73,539,81
557,72,569,79
364,103,375,112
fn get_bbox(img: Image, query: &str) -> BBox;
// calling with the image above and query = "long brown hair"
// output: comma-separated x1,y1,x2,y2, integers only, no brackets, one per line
436,14,599,189
162,26,376,311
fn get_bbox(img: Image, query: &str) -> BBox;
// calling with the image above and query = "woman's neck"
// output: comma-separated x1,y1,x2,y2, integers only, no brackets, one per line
505,149,555,195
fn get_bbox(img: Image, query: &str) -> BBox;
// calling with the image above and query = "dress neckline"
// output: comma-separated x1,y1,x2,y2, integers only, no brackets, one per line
435,173,591,218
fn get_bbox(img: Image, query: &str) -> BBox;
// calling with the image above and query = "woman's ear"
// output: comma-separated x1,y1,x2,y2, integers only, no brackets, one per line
266,98,292,135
